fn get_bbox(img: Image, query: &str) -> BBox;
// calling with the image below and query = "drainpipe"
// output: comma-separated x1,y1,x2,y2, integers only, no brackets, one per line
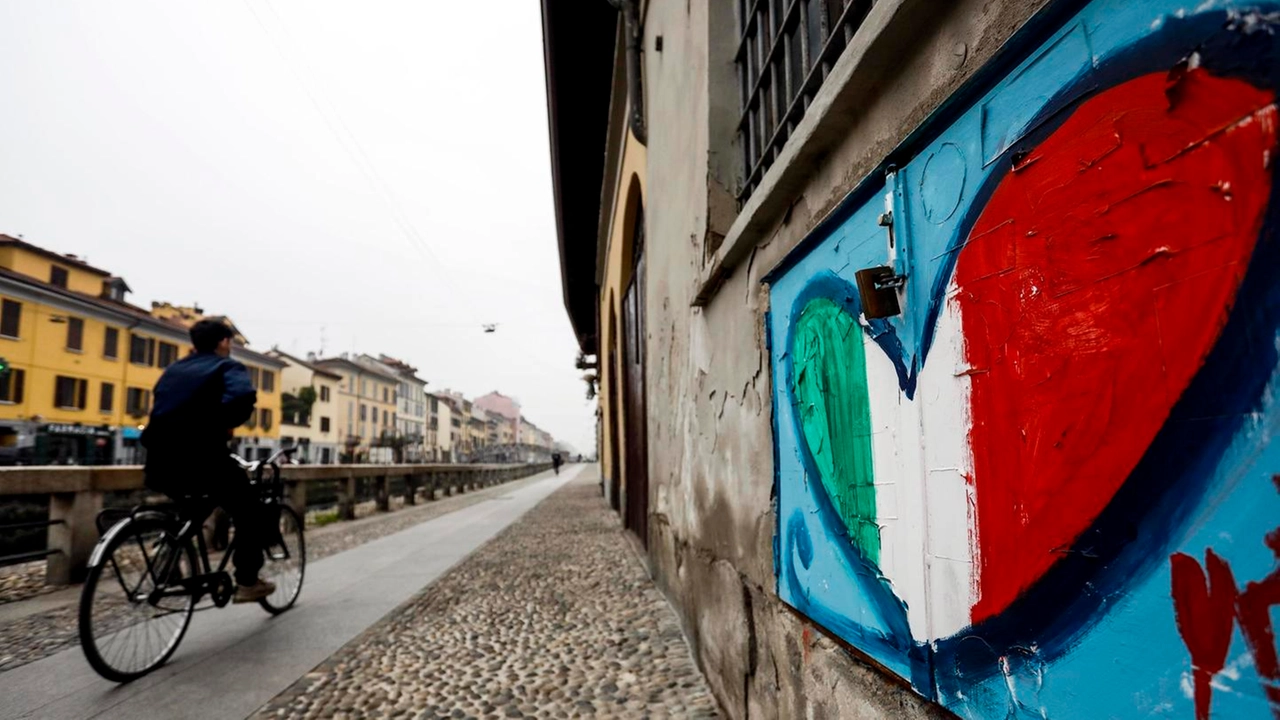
605,0,647,145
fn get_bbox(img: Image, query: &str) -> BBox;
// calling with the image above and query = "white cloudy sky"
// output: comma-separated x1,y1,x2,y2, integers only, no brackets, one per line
0,0,595,452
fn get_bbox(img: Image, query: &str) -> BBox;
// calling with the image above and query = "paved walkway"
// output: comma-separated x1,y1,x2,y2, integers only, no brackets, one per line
0,467,582,719
0,470,578,673
0,465,720,719
256,465,718,720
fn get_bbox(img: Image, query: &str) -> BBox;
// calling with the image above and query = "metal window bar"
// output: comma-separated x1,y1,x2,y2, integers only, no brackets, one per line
0,518,64,568
735,0,874,203
0,548,59,567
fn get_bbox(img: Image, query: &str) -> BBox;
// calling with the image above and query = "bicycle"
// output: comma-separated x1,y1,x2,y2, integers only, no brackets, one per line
77,446,307,683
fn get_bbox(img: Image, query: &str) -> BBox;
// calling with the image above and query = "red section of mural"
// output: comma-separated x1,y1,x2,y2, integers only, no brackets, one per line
1171,550,1239,720
956,69,1276,622
1237,484,1280,717
1168,477,1280,718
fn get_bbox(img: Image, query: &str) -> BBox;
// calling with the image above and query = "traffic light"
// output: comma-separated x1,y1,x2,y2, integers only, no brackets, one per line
0,357,11,378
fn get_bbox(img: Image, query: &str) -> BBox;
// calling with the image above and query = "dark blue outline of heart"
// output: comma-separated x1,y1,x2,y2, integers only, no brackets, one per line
781,274,932,690
778,7,1280,700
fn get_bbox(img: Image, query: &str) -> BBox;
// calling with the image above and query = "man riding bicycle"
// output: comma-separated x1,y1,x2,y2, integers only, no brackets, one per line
140,319,276,603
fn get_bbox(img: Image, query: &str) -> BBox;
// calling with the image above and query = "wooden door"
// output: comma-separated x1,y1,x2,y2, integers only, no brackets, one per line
621,215,649,545
606,306,622,511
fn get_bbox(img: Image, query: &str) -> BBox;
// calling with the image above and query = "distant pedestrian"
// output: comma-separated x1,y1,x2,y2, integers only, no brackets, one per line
552,452,563,475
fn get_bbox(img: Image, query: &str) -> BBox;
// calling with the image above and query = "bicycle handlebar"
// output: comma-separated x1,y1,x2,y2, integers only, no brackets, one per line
230,445,303,494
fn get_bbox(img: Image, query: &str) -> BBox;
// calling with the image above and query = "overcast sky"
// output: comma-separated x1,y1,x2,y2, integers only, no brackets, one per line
0,0,595,453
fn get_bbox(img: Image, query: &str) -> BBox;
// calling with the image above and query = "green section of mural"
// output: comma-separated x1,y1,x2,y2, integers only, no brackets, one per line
791,298,880,565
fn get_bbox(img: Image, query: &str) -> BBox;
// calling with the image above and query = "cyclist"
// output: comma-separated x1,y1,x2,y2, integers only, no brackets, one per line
140,319,276,603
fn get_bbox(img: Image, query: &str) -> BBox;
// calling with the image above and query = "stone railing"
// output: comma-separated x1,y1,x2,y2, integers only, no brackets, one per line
0,462,553,585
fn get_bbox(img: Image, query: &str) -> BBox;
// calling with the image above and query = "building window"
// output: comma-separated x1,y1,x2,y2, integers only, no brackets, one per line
100,382,114,413
130,334,155,365
66,317,84,351
0,299,20,339
54,376,87,410
157,341,178,369
103,327,119,359
262,371,275,393
360,404,367,421
383,409,389,425
247,366,261,389
735,0,869,202
320,386,330,402
0,368,25,404
126,387,151,417
320,417,331,433
382,387,388,402
361,379,368,397
260,408,273,430
50,265,69,288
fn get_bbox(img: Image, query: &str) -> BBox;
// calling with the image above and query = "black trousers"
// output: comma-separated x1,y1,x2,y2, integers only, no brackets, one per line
205,471,268,587
148,454,268,587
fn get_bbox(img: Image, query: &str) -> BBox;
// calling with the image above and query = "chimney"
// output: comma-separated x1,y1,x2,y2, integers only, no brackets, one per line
307,352,318,362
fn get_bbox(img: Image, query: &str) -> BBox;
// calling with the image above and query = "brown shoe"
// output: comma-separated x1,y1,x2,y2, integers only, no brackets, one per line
232,579,277,603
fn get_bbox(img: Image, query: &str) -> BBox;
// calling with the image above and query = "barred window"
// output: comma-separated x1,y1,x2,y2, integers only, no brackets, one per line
157,341,178,369
54,376,87,410
126,387,151,417
0,368,25,404
736,0,871,203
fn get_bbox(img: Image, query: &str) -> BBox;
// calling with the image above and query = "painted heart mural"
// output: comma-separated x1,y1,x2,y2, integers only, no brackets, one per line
770,6,1280,719
958,66,1274,623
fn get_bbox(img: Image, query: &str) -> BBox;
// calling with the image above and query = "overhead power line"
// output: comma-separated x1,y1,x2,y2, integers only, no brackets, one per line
240,0,483,326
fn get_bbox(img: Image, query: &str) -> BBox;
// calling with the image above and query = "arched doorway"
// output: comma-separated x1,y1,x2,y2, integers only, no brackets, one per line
606,296,622,511
620,181,648,546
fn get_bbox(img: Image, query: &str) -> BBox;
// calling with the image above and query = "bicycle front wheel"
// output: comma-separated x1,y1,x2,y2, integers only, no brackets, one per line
259,504,305,614
78,517,197,682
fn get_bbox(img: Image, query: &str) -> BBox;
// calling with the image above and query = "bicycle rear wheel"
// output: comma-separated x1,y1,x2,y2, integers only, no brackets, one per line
78,517,198,683
259,504,305,614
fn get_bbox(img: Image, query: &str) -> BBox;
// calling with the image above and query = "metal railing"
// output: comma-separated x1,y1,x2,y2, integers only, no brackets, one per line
0,462,553,585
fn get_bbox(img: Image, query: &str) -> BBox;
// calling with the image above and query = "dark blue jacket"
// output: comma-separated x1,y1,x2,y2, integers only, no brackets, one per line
142,352,256,489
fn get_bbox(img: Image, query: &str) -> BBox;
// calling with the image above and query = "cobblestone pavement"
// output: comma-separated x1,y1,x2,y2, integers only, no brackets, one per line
254,468,719,720
0,471,557,674
0,562,51,606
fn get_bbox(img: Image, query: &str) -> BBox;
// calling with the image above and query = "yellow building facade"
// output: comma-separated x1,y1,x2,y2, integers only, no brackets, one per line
597,91,647,515
313,356,398,461
0,236,188,463
270,350,342,465
0,236,283,464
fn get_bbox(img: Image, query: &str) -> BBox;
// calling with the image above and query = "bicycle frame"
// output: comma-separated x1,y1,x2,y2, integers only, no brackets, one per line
144,512,238,607
94,445,302,609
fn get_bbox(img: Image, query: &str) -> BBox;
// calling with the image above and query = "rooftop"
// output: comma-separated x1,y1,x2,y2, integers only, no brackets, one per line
313,355,404,383
233,344,286,369
0,264,188,339
0,234,113,278
268,349,344,380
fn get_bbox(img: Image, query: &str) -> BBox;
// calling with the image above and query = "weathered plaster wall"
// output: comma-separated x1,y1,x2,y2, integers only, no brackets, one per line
639,0,1053,717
